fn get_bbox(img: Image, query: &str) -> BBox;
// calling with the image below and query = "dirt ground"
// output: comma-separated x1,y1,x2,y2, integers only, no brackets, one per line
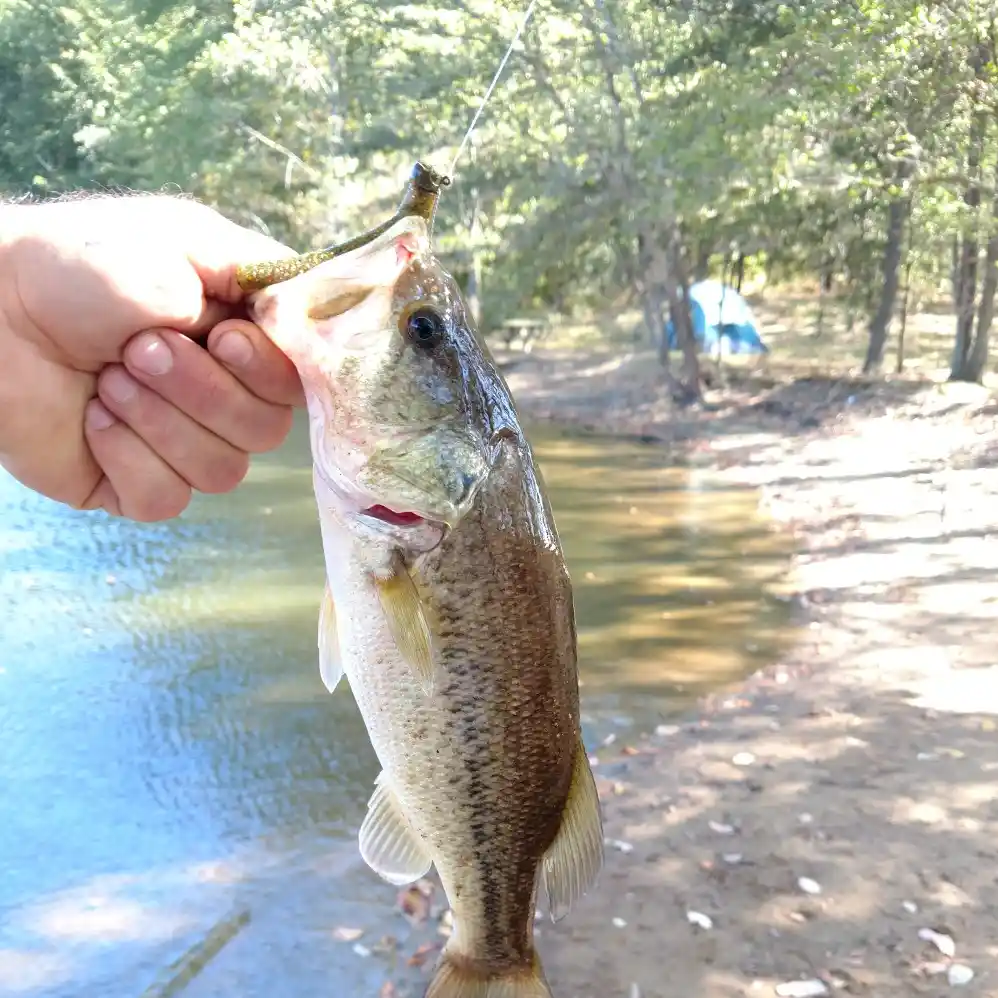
365,334,998,998
501,346,998,998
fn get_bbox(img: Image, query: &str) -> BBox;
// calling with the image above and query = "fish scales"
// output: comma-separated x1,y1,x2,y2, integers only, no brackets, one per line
412,451,578,965
251,206,603,998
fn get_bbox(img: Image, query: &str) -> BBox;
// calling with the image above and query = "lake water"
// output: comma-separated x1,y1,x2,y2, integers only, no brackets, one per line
0,414,794,997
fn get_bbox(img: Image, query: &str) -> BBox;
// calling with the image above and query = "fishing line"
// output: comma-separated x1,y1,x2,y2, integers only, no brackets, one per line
447,0,540,179
236,0,539,291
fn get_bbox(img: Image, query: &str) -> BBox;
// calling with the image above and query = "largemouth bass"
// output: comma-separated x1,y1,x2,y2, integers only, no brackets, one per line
249,210,603,998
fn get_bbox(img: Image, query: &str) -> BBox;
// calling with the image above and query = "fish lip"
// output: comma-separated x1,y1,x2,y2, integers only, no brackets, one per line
353,507,447,552
357,504,427,528
313,460,374,513
313,464,447,551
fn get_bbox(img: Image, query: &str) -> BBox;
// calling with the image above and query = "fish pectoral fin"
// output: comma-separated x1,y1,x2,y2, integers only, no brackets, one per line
374,569,434,694
318,582,345,695
358,772,433,886
541,740,605,922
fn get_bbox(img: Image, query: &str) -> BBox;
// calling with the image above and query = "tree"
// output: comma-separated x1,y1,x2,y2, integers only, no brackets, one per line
5,0,996,386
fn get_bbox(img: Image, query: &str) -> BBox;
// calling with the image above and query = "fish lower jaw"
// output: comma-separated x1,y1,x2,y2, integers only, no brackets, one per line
311,462,446,552
352,507,446,553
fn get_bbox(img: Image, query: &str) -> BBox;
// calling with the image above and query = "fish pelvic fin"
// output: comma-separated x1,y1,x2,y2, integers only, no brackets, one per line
359,771,433,886
424,949,553,998
374,565,435,694
318,582,345,694
541,738,605,922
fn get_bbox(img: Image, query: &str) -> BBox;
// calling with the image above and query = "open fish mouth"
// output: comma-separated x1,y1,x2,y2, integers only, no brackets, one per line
313,462,435,534
354,501,447,553
310,456,446,551
359,504,426,528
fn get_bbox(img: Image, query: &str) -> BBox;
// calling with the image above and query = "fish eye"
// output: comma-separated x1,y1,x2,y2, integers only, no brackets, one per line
402,306,446,349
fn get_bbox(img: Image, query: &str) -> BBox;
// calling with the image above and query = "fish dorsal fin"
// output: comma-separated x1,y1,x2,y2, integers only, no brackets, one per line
318,582,345,695
541,739,604,922
374,567,435,694
359,772,433,886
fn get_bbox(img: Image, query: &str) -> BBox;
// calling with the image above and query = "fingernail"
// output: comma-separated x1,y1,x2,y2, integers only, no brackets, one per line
129,331,174,376
85,400,116,431
213,330,253,367
102,368,139,404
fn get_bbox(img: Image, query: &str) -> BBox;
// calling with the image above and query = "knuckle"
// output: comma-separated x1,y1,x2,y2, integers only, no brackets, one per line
162,344,232,415
246,407,293,453
124,483,191,522
196,451,250,494
191,373,230,418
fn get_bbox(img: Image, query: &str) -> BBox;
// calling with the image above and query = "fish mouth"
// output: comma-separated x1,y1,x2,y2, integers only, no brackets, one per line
309,450,446,552
355,502,446,553
312,460,435,532
359,504,426,528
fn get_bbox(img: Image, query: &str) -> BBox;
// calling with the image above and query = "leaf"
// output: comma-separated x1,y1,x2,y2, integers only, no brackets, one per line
407,941,442,968
331,926,365,942
396,881,434,924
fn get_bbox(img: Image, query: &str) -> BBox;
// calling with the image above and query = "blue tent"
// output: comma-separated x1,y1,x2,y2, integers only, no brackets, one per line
664,280,768,355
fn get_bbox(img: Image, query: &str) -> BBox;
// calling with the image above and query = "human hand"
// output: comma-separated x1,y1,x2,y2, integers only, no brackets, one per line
0,193,304,520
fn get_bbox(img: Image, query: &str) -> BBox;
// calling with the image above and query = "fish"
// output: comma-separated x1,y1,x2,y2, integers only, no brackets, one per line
249,210,603,998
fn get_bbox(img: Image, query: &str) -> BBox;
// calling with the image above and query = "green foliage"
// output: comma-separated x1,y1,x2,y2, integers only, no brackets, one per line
2,0,996,351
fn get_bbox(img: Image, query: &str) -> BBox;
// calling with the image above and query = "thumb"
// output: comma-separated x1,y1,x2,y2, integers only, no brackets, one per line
183,206,299,305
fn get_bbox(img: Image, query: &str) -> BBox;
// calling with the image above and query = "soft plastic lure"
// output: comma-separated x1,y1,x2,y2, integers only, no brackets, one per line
235,161,450,293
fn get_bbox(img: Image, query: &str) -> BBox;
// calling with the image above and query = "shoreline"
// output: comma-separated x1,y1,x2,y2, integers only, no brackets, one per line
503,348,998,997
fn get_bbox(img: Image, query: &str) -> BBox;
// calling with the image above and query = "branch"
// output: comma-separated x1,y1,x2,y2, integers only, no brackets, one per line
238,124,320,184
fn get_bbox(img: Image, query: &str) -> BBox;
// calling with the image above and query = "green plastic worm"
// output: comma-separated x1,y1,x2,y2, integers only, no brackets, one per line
235,161,451,293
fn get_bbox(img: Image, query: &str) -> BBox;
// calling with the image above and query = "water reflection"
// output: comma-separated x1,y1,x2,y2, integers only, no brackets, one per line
0,413,795,996
534,429,794,722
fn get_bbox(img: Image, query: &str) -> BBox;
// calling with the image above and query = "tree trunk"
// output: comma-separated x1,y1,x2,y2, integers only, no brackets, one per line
962,27,998,382
962,181,998,384
662,279,696,401
665,229,702,403
693,242,711,281
950,42,990,380
951,231,981,379
897,254,912,375
641,286,667,365
734,253,745,292
636,232,665,355
815,270,826,337
864,179,910,373
635,232,681,390
965,229,998,382
951,236,962,306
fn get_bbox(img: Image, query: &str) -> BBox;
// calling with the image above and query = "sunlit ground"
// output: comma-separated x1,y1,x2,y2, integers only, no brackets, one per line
534,397,998,997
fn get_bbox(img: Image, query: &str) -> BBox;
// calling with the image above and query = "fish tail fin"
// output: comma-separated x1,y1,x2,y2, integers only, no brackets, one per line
424,949,553,998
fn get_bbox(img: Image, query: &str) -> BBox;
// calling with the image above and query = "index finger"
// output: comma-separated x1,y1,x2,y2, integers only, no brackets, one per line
206,318,305,408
